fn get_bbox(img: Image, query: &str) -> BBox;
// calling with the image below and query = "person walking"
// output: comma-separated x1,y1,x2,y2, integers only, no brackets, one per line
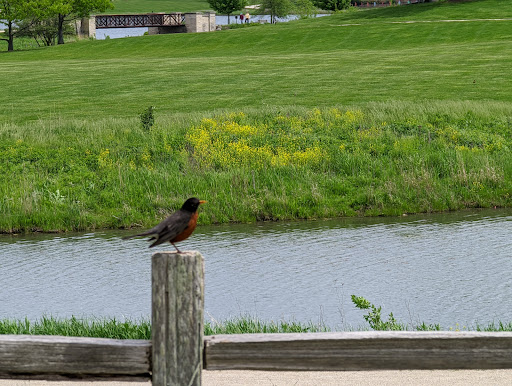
245,12,250,24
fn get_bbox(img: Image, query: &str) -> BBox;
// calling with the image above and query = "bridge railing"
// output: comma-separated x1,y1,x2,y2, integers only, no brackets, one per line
1,251,512,384
95,13,185,29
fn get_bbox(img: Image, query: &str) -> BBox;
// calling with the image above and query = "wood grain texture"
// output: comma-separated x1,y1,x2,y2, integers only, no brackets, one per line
204,331,512,371
152,251,204,386
152,251,168,385
0,335,150,379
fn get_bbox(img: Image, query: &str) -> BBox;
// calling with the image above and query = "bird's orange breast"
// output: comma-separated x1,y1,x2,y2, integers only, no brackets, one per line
172,212,198,242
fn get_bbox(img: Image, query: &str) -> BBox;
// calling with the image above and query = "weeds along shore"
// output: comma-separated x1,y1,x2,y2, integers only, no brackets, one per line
1,102,512,233
1,312,511,339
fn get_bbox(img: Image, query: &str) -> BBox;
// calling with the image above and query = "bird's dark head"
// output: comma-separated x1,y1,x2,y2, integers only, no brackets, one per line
181,197,207,212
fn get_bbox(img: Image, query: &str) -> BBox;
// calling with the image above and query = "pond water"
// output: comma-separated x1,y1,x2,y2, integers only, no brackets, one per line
1,208,511,329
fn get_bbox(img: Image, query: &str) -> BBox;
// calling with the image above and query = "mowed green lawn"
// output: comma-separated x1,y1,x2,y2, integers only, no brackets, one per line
1,0,511,123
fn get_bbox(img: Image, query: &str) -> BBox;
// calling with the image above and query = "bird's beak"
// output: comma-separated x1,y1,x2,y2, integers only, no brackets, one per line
199,200,207,204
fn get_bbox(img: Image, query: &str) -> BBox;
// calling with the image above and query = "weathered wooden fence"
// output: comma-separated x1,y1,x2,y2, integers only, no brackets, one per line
1,251,512,384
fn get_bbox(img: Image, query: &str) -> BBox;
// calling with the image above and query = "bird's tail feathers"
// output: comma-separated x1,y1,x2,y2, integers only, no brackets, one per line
122,230,154,240
149,237,165,248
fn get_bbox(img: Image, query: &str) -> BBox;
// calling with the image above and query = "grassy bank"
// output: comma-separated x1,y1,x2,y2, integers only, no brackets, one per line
1,315,511,339
1,0,512,232
2,103,512,232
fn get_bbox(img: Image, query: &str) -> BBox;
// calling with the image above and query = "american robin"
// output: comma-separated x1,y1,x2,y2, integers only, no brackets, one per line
123,197,206,253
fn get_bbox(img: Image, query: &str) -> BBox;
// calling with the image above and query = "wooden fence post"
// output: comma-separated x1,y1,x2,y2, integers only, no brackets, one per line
152,251,204,386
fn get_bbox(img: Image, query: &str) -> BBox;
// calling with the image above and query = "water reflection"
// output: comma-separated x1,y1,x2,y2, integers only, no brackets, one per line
1,208,511,329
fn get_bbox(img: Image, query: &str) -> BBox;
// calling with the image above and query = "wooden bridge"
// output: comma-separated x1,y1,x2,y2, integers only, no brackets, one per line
95,13,185,29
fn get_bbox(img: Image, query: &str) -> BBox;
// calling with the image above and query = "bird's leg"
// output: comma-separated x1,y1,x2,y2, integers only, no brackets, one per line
172,242,182,253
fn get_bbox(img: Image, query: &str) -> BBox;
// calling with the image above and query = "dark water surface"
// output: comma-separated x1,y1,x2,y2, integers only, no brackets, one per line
1,209,511,329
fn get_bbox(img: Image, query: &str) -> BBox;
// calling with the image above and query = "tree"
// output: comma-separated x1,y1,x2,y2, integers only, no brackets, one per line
312,0,351,11
0,0,44,51
18,16,74,46
258,0,294,24
294,0,317,19
49,0,113,45
207,0,247,24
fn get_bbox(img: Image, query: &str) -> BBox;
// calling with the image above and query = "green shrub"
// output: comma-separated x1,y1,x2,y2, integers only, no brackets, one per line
140,106,155,131
351,295,405,330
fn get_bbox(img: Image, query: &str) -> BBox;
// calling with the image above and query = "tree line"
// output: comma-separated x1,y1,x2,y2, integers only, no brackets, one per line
0,0,113,51
207,0,352,24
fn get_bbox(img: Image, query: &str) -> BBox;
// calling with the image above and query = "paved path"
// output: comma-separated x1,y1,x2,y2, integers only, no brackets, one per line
1,370,512,385
389,18,512,23
333,18,512,27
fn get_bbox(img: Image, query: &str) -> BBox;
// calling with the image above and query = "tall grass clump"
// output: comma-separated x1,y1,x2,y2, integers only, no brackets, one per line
0,316,151,339
1,104,512,232
476,322,512,332
204,316,330,335
0,315,327,337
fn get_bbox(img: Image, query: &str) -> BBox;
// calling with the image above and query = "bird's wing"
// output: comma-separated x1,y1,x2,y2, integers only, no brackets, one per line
149,211,191,248
122,216,175,240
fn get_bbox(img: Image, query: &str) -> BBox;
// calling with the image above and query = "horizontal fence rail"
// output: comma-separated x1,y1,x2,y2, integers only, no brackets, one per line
0,335,151,381
204,331,512,371
3,331,512,380
95,14,185,29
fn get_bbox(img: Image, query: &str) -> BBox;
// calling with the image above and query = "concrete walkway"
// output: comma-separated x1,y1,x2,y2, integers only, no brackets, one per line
1,370,512,386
